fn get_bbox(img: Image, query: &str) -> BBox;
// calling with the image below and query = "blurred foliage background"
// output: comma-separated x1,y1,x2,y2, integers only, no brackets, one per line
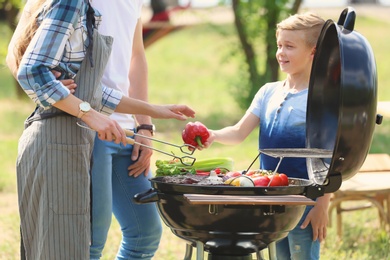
0,1,389,259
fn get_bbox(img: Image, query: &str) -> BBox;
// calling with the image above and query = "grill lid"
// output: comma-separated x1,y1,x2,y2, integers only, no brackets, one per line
304,7,380,190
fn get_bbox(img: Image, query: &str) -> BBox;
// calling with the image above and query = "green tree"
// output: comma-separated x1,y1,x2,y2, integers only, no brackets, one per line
1,0,24,99
230,0,302,110
0,0,21,30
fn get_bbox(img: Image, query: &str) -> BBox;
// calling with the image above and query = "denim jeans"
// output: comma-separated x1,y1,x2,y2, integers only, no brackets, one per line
275,206,320,260
90,136,162,260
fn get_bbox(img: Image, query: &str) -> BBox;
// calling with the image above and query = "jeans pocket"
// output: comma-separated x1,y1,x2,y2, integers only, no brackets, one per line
47,143,91,215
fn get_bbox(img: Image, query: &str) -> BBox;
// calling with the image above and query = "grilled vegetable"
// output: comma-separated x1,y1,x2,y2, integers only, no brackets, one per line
252,176,270,187
224,176,254,187
155,157,234,177
223,170,289,187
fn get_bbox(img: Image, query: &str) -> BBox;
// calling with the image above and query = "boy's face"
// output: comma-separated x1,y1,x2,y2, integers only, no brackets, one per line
276,30,314,76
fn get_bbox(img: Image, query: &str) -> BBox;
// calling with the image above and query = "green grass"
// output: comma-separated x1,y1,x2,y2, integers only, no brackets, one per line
354,15,390,101
1,7,390,260
0,99,35,193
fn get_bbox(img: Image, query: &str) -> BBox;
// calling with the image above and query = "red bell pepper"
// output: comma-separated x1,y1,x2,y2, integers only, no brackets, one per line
182,121,210,148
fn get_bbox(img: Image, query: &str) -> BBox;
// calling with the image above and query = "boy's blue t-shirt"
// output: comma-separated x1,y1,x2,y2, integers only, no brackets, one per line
247,81,308,180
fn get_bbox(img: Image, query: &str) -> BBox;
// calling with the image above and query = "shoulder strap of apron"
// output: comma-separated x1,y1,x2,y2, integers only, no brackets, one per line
86,1,96,67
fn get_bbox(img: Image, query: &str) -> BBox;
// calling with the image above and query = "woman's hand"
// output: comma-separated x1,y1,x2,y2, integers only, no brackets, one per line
62,79,77,94
52,70,77,94
115,97,196,120
81,109,127,145
154,104,196,120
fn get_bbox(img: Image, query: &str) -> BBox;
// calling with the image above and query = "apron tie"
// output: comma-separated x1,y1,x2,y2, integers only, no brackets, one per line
86,2,96,67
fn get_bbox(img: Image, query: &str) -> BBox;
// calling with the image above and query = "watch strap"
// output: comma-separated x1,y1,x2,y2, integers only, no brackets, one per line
77,110,85,119
136,124,155,135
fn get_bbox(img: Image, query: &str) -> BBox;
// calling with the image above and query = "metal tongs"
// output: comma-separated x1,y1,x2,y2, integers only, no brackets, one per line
77,122,197,166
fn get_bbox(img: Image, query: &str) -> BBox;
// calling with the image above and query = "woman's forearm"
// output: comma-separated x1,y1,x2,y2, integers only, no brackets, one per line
115,96,157,117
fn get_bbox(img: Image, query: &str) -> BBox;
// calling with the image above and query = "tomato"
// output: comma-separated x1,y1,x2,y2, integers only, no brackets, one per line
268,174,283,186
279,173,289,186
252,176,270,187
225,171,242,178
250,173,263,178
245,170,257,176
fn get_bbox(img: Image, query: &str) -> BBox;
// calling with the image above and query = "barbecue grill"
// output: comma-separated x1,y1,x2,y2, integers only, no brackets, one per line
134,7,383,260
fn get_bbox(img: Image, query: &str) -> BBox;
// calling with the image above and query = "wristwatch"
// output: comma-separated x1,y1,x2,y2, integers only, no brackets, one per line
136,124,155,136
77,101,91,119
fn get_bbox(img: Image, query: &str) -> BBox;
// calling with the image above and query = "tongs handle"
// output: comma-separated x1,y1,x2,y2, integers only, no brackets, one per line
124,129,135,138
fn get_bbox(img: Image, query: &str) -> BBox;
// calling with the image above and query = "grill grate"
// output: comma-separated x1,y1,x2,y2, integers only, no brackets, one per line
260,148,333,158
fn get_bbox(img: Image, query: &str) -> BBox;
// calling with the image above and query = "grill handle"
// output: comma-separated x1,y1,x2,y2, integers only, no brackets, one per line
133,188,159,204
338,6,356,31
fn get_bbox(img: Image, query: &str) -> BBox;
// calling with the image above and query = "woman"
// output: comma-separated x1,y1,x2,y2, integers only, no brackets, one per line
6,0,195,259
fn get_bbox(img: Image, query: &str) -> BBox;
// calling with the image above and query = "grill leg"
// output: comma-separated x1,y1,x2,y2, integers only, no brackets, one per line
256,249,266,260
196,241,205,260
183,243,193,260
268,242,277,260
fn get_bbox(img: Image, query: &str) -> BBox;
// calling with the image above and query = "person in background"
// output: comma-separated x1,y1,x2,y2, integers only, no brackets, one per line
201,12,329,260
88,1,161,260
6,0,195,259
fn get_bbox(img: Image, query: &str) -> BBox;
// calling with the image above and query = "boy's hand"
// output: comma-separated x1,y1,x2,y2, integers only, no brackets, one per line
197,130,214,150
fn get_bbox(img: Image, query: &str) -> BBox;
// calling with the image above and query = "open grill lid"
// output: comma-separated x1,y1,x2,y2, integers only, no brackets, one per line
305,7,381,190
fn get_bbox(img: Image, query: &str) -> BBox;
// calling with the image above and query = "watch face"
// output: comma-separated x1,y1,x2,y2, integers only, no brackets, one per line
80,102,91,112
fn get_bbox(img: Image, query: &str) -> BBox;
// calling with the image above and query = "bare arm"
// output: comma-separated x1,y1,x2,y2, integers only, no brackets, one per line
129,18,151,125
115,97,194,120
204,112,260,148
114,19,195,121
126,18,152,177
53,95,127,145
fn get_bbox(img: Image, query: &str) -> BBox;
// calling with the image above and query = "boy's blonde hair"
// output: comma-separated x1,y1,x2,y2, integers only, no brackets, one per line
276,12,325,47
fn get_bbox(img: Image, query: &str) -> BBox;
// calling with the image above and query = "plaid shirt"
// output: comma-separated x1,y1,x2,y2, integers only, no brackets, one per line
17,0,121,113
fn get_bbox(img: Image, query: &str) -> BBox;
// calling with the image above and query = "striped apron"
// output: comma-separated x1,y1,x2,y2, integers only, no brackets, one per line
16,28,113,259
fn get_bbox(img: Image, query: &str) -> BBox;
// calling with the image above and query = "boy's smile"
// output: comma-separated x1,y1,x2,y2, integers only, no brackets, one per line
276,30,314,76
